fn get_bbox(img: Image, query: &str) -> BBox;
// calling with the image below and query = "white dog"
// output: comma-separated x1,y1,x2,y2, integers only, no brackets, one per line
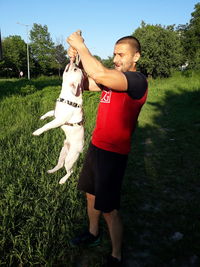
33,63,84,184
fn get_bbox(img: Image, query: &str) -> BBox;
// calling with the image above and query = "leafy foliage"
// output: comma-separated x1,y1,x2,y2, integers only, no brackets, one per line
94,55,114,69
53,44,68,76
29,24,55,75
179,3,200,69
102,56,114,69
133,22,184,78
0,36,27,77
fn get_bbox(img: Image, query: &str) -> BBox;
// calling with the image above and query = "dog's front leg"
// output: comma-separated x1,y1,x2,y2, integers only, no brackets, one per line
40,110,54,120
33,118,65,136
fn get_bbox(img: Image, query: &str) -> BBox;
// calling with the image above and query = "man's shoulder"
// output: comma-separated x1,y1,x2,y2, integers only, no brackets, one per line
124,71,146,79
123,71,148,100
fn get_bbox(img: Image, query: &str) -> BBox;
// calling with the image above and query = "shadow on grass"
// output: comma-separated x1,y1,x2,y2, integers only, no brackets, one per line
0,77,61,99
122,88,200,266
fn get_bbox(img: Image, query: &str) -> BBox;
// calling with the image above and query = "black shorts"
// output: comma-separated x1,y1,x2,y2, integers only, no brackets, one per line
78,143,128,213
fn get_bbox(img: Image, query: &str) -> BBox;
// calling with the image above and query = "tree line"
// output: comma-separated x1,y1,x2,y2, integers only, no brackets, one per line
0,23,68,78
0,3,199,79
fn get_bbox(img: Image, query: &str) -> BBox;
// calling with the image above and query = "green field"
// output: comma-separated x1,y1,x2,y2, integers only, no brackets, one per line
0,72,200,266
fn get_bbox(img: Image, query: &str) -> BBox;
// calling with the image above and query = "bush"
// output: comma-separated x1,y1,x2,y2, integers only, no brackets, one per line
20,84,36,95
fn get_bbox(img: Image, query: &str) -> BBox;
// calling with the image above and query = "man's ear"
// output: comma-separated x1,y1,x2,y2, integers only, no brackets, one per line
133,52,140,63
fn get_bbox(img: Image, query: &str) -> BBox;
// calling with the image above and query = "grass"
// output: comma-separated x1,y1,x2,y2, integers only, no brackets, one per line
0,71,200,266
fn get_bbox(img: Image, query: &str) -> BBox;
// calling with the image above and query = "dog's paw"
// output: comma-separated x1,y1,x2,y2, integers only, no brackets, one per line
32,129,43,136
59,172,72,184
47,169,54,174
40,115,46,120
59,177,67,184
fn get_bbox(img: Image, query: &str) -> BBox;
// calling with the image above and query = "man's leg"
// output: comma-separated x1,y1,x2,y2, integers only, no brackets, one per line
69,193,101,247
103,210,123,261
86,193,101,236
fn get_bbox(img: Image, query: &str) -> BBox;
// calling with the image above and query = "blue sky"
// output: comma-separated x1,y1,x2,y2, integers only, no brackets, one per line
0,0,199,59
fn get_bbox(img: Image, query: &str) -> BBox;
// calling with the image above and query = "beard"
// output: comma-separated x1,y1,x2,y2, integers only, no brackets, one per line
114,61,133,72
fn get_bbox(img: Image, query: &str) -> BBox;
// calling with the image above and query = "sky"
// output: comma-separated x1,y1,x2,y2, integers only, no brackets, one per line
0,0,199,59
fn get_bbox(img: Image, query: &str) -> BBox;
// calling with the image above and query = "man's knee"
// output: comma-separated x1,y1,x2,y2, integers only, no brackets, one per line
86,193,96,206
86,192,95,200
103,209,119,221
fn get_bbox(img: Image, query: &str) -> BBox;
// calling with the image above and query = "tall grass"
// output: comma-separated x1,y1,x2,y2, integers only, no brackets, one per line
0,72,200,266
0,77,99,266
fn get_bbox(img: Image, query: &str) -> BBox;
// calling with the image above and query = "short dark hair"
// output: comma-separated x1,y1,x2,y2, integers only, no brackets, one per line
116,36,141,54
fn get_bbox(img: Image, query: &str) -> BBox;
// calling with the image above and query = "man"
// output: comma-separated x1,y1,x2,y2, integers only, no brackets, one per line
67,31,148,267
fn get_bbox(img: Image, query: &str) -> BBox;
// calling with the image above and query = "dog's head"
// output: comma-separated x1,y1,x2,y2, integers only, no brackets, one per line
63,63,83,97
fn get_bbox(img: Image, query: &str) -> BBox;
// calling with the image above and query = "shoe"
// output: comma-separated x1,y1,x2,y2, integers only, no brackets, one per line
102,255,122,267
69,230,100,248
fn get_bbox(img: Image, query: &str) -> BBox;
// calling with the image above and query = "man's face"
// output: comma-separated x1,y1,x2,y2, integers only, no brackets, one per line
113,43,138,72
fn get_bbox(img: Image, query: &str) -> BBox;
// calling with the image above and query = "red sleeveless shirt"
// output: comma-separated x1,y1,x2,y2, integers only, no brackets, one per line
92,87,148,154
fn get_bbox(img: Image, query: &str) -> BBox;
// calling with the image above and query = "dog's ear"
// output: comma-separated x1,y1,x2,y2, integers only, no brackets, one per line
65,64,70,72
69,82,81,96
75,83,81,97
75,77,84,96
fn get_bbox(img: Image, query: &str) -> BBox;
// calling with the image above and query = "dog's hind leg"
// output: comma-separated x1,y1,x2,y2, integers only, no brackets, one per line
47,141,69,174
59,147,81,184
59,170,73,185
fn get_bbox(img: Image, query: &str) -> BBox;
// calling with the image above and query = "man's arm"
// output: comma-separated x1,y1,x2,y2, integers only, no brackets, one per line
84,76,102,92
67,32,127,91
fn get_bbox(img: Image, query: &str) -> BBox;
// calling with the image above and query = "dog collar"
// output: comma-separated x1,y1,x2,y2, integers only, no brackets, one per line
57,97,81,108
64,120,84,127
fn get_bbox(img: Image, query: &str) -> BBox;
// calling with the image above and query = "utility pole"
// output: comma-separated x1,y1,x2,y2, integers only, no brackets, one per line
17,22,30,79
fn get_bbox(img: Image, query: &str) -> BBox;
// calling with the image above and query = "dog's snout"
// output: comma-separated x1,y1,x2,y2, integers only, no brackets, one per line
74,68,77,72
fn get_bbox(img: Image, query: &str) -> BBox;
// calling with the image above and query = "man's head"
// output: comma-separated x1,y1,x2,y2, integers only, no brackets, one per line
113,36,141,72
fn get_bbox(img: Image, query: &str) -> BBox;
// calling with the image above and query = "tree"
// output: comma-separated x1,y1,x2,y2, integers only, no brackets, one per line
93,55,114,69
181,3,200,69
0,35,27,77
133,21,184,78
52,44,68,76
30,23,55,75
102,56,114,69
0,30,3,61
93,55,102,62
